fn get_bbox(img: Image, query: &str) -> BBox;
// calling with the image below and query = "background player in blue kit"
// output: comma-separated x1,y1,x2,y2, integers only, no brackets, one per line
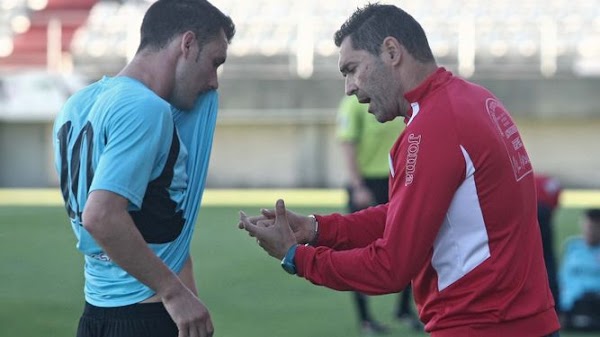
52,1,235,336
559,208,600,331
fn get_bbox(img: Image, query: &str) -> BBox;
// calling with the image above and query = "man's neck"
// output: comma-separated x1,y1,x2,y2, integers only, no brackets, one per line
118,50,176,100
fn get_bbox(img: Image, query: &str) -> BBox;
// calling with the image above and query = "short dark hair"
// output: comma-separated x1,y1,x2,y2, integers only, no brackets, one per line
334,3,434,63
138,0,235,53
586,209,600,224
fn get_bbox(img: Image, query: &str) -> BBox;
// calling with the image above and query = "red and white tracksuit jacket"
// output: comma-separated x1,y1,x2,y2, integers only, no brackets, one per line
295,68,559,337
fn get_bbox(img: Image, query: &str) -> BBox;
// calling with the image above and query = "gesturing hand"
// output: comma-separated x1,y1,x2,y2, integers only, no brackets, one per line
238,201,317,245
239,199,298,260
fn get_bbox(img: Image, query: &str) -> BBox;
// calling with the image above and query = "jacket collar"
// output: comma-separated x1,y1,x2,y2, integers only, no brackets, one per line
403,67,452,124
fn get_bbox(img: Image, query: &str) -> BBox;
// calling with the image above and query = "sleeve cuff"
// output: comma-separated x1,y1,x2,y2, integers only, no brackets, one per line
294,244,311,277
314,214,336,247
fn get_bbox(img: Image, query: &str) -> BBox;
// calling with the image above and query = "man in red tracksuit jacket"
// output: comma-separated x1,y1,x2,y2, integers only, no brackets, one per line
240,4,560,337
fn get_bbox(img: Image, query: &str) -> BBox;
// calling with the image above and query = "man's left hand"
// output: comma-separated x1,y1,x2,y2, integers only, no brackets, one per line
239,199,297,260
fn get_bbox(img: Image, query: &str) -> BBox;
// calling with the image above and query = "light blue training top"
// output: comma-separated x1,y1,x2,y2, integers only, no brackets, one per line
559,236,600,311
53,76,218,306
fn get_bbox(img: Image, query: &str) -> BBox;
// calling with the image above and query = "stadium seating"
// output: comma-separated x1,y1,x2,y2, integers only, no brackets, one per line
1,0,599,78
0,0,96,69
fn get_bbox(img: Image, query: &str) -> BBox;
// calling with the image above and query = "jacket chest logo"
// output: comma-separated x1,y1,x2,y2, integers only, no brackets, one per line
405,133,422,186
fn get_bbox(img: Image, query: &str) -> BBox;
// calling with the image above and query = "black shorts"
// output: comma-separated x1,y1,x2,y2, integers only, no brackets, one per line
76,302,177,337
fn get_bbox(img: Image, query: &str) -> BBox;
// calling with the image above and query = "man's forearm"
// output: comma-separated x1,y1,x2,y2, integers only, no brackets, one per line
84,208,185,299
315,204,387,250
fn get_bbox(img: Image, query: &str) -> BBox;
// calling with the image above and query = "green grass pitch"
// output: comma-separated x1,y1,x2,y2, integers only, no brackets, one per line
0,202,596,337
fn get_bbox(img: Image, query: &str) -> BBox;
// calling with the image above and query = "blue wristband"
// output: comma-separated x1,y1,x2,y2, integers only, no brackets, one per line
281,244,298,275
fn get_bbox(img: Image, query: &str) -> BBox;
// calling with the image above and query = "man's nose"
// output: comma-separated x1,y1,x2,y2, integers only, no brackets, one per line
345,77,357,96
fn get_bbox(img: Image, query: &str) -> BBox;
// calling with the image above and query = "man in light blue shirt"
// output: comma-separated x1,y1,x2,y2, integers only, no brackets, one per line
559,208,600,331
52,1,235,336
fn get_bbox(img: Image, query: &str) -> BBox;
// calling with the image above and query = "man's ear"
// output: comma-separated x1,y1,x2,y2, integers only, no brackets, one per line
382,36,402,66
181,31,196,57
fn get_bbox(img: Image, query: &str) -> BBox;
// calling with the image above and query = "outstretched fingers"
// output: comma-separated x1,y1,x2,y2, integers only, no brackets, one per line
239,211,266,238
261,208,275,218
237,211,271,229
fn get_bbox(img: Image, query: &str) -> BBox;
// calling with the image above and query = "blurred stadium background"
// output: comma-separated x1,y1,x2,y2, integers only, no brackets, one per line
0,0,599,189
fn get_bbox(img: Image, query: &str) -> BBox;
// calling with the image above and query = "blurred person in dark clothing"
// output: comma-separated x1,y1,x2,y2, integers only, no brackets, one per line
535,174,562,312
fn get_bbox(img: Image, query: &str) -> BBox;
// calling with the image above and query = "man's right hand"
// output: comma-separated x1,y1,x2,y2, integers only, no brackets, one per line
238,206,316,245
161,282,214,337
